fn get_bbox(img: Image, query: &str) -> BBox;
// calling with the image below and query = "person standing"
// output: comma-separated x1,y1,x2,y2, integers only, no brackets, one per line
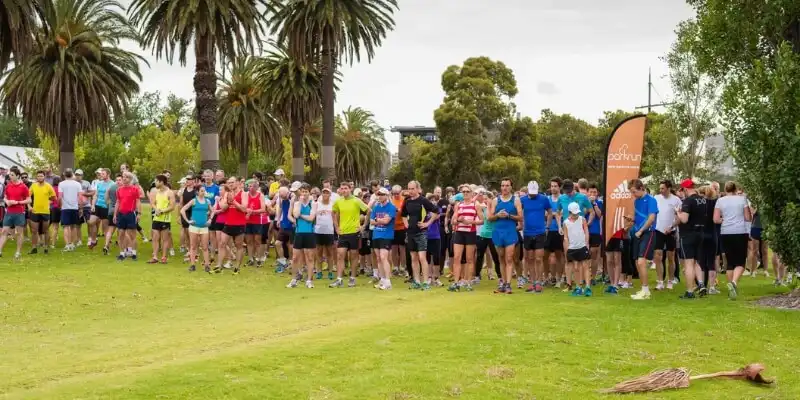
27,171,56,255
216,177,248,275
521,181,553,293
401,181,438,290
653,180,682,290
713,181,752,299
489,178,524,294
148,175,175,264
370,187,397,290
58,169,83,251
449,185,482,292
330,182,369,288
563,202,592,296
180,185,212,273
0,168,31,259
244,179,267,266
102,174,121,255
114,172,141,261
288,184,317,288
628,179,659,300
88,168,112,249
74,169,95,247
389,186,407,277
586,184,604,281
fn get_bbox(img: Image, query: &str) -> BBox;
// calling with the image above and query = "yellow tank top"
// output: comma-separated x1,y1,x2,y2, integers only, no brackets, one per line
153,190,172,222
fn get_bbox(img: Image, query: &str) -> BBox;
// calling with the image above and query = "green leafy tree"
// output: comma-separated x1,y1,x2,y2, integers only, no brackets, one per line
537,110,605,183
218,56,281,177
75,133,128,176
681,0,800,269
134,127,199,187
1,0,144,170
270,0,398,180
0,111,38,147
488,116,541,184
23,129,60,172
129,0,266,170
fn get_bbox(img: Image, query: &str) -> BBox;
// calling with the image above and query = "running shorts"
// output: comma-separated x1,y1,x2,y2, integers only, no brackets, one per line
523,234,547,251
116,212,137,230
632,230,655,261
152,221,171,231
545,230,563,252
293,232,317,250
61,209,80,226
492,228,518,248
407,232,428,252
316,233,335,246
452,231,477,246
337,233,359,250
94,206,109,220
189,226,209,235
566,246,590,262
654,231,677,252
393,229,407,246
245,223,263,235
372,238,392,250
721,234,749,269
223,224,245,237
30,213,50,223
589,234,603,248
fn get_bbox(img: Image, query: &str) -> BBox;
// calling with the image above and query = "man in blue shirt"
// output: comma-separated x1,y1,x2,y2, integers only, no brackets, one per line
587,184,604,280
629,178,658,300
520,181,552,292
370,187,397,290
557,180,594,221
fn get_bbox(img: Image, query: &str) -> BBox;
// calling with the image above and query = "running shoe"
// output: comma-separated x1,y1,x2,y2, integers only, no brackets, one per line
131,254,138,261
727,282,738,300
606,286,618,295
169,248,175,257
525,284,536,293
666,281,674,290
43,248,48,255
212,267,222,274
742,270,751,276
327,271,334,280
329,278,343,288
516,277,525,288
465,284,475,292
160,257,168,264
630,290,651,300
305,280,314,288
421,282,431,291
570,287,583,297
447,283,460,292
679,291,696,299
584,287,593,297
29,248,38,255
146,258,159,264
88,241,97,250
275,265,285,274
410,281,422,290
223,261,233,269
708,287,721,295
14,252,21,261
472,277,481,285
116,254,125,262
434,279,444,287
696,285,708,297
589,278,597,287
315,271,323,280
204,266,211,274
655,281,665,291
348,277,357,287
188,265,196,272
232,268,240,275
102,247,109,256
534,282,543,293
286,279,298,288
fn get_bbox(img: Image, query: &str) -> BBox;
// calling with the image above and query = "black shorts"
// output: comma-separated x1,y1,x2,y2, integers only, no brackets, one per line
80,207,91,224
393,229,407,246
589,234,603,248
523,234,547,251
426,238,442,265
293,232,317,249
338,233,360,250
721,234,749,269
116,212,137,230
654,231,677,252
223,224,245,237
107,210,116,227
152,221,171,231
567,246,590,262
750,228,762,241
61,209,80,226
452,231,477,246
181,216,191,229
30,213,50,223
407,232,428,252
94,206,109,220
208,215,220,231
631,230,655,260
372,238,392,250
679,231,716,272
359,235,372,255
245,223,263,235
316,233,335,246
277,227,294,243
50,208,61,223
606,237,623,252
545,230,563,252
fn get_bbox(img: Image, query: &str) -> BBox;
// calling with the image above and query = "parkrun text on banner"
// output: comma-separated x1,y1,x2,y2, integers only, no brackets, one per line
603,115,647,245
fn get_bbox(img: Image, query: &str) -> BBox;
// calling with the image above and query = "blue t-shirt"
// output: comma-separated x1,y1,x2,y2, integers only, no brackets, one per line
279,198,293,229
494,195,518,232
204,183,220,205
557,193,592,221
633,194,658,233
588,199,603,235
295,201,314,233
94,180,111,208
426,213,441,239
521,194,551,236
191,197,210,227
371,201,397,240
548,195,560,231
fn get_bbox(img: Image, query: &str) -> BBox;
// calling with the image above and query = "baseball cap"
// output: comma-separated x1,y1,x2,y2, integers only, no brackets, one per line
378,187,389,195
289,181,301,192
354,188,362,197
680,178,695,189
568,202,581,215
179,177,187,184
274,168,285,176
95,168,103,173
321,187,331,193
75,169,84,175
527,181,539,194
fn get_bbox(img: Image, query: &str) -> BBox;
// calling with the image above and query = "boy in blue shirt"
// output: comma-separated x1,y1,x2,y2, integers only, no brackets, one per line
587,184,604,281
629,178,658,300
370,187,397,290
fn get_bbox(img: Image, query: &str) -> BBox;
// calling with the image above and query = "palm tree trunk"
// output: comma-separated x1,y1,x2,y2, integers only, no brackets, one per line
59,122,76,171
321,33,336,181
291,119,305,182
194,36,219,170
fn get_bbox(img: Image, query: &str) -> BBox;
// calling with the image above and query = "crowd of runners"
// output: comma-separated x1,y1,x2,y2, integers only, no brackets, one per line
0,163,791,299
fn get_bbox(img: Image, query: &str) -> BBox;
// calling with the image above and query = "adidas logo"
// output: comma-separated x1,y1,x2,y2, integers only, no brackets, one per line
609,180,632,200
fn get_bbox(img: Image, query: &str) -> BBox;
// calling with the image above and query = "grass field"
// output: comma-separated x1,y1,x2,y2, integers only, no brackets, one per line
1,218,799,399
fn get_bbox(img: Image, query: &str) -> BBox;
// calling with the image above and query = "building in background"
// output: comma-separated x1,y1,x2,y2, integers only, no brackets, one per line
0,145,42,170
704,133,736,176
391,126,437,159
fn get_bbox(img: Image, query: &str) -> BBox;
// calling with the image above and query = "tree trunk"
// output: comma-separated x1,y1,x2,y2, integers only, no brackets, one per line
321,33,336,181
194,36,219,170
291,119,305,182
238,123,249,178
59,124,76,171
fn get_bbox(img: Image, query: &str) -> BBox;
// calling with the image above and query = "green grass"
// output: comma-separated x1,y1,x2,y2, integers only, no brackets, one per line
1,218,798,399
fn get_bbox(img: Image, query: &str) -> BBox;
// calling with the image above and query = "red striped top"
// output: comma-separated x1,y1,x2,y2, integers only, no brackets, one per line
456,202,478,233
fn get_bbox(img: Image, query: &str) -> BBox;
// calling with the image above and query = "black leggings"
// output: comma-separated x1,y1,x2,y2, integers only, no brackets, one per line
426,238,441,276
475,236,500,278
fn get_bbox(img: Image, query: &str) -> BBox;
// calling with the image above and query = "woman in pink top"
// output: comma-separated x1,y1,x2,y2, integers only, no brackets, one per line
449,185,482,291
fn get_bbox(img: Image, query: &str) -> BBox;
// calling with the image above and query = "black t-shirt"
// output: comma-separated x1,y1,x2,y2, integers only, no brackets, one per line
436,198,449,230
401,196,438,235
680,194,708,232
182,188,195,215
704,198,718,234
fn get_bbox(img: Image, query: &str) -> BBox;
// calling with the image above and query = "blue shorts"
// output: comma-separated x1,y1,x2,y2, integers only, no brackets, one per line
632,230,655,261
117,212,137,230
750,227,762,241
2,212,26,228
492,228,519,248
61,209,80,226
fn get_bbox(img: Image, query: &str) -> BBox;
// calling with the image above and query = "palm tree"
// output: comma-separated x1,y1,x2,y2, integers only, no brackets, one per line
270,0,398,180
1,0,144,170
218,56,281,177
128,0,268,170
256,42,322,182
0,0,45,72
333,106,387,182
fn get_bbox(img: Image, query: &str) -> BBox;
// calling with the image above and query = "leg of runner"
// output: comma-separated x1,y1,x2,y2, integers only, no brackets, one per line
288,246,303,288
150,228,161,262
450,243,464,291
463,244,476,289
378,248,392,289
304,248,316,287
188,231,198,270
198,232,209,271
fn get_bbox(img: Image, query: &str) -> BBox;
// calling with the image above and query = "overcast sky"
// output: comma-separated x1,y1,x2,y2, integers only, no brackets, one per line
125,0,695,154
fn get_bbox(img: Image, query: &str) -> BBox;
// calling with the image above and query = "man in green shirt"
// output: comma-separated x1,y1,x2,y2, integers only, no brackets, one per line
331,182,369,288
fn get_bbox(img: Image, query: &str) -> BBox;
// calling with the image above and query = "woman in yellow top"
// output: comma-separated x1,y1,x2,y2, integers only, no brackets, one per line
28,171,57,254
149,175,175,264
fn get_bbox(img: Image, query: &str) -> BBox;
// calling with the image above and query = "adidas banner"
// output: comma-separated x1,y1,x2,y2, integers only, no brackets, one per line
602,115,647,245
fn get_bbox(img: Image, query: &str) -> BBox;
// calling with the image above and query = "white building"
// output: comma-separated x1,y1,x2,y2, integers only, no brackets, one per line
0,145,42,170
704,133,736,176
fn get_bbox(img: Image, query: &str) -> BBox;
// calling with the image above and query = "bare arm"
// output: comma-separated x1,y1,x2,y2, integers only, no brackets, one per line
510,197,523,222
180,199,195,223
713,208,722,225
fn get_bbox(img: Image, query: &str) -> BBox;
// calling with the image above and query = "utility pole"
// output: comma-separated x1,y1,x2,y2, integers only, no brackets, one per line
635,68,673,112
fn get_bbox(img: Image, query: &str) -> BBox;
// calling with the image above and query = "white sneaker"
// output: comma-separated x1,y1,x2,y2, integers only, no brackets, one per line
655,281,665,291
223,261,233,269
742,270,751,276
434,279,443,287
666,281,674,290
169,249,175,257
648,261,655,270
286,279,297,288
76,241,83,247
671,278,679,285
14,252,21,260
631,290,651,300
305,280,314,288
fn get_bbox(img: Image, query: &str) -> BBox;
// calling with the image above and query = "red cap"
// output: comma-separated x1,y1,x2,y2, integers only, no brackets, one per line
680,178,695,189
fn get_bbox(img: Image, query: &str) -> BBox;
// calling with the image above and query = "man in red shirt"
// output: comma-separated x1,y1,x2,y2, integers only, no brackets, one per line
0,167,32,259
114,172,141,261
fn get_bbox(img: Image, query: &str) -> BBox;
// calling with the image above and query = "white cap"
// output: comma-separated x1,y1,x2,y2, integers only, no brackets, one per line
354,188,362,197
75,169,84,175
289,181,301,192
274,168,285,176
527,181,539,194
378,187,389,195
568,202,581,215
95,168,103,173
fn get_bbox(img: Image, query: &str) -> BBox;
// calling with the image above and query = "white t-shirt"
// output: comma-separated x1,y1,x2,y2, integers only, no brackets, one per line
564,216,586,250
314,199,335,235
654,194,682,234
59,180,83,210
715,195,749,235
